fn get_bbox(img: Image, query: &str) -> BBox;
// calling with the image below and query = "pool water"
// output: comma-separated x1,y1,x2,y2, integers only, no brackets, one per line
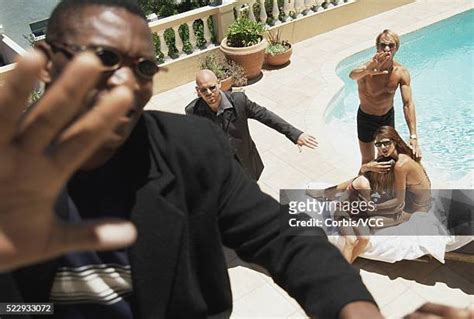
325,9,473,183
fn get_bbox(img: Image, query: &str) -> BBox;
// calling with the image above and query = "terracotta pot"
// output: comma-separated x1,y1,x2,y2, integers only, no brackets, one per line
265,46,293,66
220,38,267,80
220,76,233,91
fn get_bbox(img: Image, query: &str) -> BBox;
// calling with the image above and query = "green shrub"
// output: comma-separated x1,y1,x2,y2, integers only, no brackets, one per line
226,18,265,47
138,0,211,17
178,24,194,55
265,42,289,56
164,28,179,59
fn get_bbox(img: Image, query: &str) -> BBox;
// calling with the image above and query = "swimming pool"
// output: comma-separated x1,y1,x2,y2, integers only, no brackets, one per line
325,9,473,184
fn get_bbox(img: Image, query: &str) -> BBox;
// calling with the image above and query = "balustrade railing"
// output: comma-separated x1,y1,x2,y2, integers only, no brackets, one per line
234,0,348,26
148,6,220,64
146,0,349,63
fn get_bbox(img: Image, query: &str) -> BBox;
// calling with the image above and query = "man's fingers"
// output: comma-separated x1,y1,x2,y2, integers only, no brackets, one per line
375,163,392,173
0,50,46,145
52,219,137,255
306,139,318,148
18,53,103,153
403,313,440,319
407,303,474,319
52,86,133,174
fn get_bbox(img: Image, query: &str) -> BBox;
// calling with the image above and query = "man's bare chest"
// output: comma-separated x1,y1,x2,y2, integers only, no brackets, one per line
364,75,400,97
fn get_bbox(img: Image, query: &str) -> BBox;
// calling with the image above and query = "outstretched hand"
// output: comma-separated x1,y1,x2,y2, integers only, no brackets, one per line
0,50,137,271
297,132,318,151
366,52,391,76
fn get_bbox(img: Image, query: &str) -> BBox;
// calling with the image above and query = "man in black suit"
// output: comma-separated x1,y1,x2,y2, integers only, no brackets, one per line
1,1,471,318
185,70,318,180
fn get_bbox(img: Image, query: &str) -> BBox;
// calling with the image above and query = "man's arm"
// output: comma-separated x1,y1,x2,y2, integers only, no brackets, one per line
241,93,317,148
210,124,376,318
399,67,421,159
0,51,136,271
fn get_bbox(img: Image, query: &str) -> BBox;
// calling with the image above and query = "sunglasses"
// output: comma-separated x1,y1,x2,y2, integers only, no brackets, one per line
374,140,393,147
198,85,218,94
47,41,160,80
378,42,396,49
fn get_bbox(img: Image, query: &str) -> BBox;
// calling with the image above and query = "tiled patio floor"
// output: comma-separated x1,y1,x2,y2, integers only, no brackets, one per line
146,0,473,317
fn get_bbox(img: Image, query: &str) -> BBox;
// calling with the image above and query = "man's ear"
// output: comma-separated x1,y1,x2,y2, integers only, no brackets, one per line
195,86,201,97
34,41,54,83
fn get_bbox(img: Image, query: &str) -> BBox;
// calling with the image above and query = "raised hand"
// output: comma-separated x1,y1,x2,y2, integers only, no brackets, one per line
366,52,391,76
0,50,137,271
361,160,393,174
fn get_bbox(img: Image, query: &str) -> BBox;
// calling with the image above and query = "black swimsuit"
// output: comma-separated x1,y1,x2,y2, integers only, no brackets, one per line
357,107,395,143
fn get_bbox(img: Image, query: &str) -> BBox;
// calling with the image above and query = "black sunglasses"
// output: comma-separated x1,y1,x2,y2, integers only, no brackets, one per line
374,140,393,147
378,42,396,49
198,85,218,94
47,41,160,80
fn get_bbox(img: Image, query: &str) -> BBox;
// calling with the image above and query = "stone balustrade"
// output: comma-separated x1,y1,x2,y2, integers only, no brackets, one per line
147,0,351,64
148,6,223,63
0,0,415,93
233,0,348,26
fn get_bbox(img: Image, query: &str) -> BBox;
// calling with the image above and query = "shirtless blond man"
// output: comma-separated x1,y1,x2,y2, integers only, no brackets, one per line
350,30,421,174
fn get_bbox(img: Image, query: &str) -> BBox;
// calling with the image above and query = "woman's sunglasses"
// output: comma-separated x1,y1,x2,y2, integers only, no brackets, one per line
47,41,161,80
374,140,393,147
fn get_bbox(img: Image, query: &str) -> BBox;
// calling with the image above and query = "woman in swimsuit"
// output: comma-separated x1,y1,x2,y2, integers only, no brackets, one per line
309,126,431,263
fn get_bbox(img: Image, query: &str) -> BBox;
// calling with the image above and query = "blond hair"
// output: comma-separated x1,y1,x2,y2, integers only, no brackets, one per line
375,29,400,49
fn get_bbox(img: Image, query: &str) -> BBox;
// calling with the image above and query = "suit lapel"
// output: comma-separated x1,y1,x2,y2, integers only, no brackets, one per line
128,116,186,318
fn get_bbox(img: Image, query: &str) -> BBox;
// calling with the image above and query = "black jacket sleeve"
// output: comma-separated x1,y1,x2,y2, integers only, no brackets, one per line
210,124,375,318
238,93,303,143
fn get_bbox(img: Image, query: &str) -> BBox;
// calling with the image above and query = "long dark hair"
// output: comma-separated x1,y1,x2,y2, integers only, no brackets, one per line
364,126,416,197
365,156,396,197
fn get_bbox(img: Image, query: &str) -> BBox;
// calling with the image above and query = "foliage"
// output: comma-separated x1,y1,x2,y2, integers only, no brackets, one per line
200,53,247,86
265,42,289,56
178,24,194,55
265,29,290,56
137,0,160,15
226,18,265,48
164,28,179,59
138,0,211,17
159,0,178,17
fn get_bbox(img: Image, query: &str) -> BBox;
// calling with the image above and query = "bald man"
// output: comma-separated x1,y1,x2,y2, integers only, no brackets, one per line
185,70,317,180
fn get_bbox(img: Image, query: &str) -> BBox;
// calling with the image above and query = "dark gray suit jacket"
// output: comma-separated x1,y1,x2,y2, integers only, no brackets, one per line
0,111,374,318
185,92,302,180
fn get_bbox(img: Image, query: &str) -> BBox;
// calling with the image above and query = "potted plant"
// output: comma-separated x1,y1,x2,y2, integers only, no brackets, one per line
200,53,247,90
220,17,267,80
264,29,292,67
